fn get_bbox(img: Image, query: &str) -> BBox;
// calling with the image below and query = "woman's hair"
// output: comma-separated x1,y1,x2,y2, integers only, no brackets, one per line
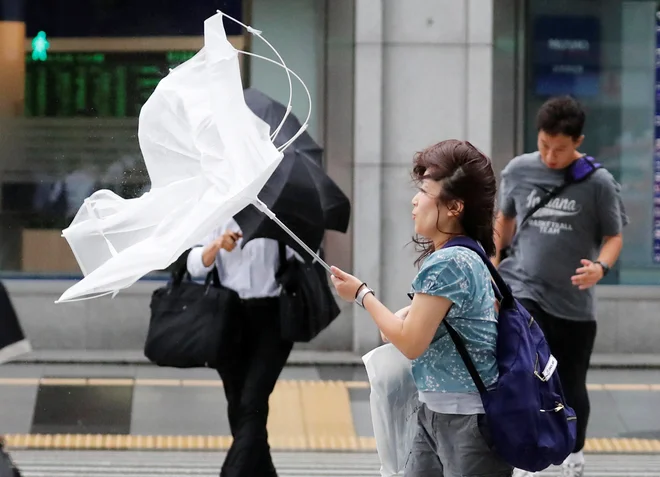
411,139,497,266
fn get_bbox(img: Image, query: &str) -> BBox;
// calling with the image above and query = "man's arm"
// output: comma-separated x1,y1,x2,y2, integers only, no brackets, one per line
493,212,516,266
598,234,623,269
572,171,626,290
185,225,240,277
493,163,518,265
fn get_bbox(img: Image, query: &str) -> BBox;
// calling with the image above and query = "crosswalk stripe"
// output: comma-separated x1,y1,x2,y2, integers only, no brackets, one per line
0,378,658,391
8,451,660,477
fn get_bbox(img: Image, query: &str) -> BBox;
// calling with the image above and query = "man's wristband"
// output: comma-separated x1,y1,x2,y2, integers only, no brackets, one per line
594,260,610,277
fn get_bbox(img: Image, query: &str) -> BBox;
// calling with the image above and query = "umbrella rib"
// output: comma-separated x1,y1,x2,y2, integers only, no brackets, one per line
252,199,333,276
218,9,294,143
236,50,312,153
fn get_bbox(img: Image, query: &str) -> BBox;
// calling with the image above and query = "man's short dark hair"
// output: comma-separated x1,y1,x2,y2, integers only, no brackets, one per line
536,96,585,140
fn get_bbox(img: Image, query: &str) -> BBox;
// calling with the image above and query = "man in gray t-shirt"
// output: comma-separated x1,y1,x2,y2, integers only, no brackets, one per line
497,151,626,321
494,96,627,477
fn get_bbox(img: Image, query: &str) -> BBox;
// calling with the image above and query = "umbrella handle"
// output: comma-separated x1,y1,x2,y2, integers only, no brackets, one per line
252,199,334,276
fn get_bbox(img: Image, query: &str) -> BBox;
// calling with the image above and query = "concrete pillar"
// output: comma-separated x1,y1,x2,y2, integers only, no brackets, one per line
0,0,25,271
352,0,384,354
0,0,25,117
352,0,496,353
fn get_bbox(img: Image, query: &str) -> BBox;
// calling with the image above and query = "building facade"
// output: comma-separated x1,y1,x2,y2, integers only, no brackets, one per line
1,0,658,355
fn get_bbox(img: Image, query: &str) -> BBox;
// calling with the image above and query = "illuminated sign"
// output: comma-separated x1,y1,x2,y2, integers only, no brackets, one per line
24,51,197,117
533,16,601,97
31,31,50,61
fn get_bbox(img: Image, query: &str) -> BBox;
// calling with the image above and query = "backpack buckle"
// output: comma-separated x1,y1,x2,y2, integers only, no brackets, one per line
540,402,565,413
534,370,548,382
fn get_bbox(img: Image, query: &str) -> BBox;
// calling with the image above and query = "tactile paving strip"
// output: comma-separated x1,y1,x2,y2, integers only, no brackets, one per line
2,378,659,452
4,434,660,453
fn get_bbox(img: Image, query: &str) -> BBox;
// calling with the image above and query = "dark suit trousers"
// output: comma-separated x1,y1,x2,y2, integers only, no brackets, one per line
216,297,293,477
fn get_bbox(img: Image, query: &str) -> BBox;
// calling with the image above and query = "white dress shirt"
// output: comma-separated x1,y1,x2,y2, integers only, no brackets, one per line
186,219,299,299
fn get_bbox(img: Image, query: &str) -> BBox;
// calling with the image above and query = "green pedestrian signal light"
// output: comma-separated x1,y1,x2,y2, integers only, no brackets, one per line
32,31,50,61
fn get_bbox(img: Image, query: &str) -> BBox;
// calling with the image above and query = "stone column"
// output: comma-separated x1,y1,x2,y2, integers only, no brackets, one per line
352,0,384,354
0,0,25,270
352,0,496,353
0,0,25,117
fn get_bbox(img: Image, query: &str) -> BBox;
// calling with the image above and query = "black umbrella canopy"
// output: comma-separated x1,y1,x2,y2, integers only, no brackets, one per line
243,88,321,156
234,89,351,257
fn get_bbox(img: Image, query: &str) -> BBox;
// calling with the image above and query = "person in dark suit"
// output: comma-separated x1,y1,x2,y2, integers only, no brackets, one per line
187,218,299,477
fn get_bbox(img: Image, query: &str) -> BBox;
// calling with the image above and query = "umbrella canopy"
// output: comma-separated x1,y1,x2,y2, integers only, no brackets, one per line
234,91,351,256
56,13,283,303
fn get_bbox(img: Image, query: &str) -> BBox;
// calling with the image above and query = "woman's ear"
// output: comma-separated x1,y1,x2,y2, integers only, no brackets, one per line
447,200,464,217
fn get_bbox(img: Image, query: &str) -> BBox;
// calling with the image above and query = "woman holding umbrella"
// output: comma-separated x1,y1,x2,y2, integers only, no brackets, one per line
330,140,512,476
186,218,299,477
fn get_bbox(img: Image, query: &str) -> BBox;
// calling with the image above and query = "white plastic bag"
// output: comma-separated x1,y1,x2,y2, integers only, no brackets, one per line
362,343,421,477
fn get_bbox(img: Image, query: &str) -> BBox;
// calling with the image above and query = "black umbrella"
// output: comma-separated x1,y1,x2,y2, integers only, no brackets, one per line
234,89,351,259
242,88,320,154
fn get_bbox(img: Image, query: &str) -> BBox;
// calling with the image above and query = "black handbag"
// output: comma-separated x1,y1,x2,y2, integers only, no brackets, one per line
144,251,239,369
276,243,340,342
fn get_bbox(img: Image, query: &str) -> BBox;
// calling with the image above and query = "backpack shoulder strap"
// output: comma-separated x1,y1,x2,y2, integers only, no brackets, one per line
443,319,488,394
518,181,571,228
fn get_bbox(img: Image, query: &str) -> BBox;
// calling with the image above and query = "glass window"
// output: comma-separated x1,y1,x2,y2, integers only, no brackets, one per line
0,26,245,276
524,0,660,284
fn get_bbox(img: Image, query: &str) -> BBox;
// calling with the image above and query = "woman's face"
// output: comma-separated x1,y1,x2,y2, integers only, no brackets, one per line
412,178,448,239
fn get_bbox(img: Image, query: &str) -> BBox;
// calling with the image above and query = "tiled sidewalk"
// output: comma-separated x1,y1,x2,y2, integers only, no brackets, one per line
1,364,659,452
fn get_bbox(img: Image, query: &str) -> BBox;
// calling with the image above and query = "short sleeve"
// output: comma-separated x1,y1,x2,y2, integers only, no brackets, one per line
411,251,471,309
595,171,629,238
499,163,517,218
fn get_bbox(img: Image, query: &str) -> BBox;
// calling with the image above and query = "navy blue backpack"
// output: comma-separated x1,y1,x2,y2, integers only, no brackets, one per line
443,236,577,472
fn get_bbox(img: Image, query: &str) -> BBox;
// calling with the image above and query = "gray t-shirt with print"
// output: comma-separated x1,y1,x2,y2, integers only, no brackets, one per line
498,152,628,321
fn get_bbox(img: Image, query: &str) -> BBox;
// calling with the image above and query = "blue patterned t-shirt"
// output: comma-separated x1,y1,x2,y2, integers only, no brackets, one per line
410,246,499,395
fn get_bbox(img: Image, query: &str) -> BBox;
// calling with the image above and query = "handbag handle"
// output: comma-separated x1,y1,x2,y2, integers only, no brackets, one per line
170,248,221,291
203,267,221,290
171,249,192,287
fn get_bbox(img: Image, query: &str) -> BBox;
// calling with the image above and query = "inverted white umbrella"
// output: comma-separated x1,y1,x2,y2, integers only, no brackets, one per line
56,11,328,303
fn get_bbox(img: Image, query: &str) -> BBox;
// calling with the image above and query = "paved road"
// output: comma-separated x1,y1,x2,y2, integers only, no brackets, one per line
8,451,660,477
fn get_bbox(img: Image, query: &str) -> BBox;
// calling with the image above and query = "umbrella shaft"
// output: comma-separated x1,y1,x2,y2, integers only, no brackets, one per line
252,199,333,275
